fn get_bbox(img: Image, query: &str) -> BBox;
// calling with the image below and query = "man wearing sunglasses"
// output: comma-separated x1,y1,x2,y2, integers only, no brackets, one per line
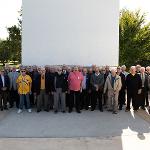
16,67,32,113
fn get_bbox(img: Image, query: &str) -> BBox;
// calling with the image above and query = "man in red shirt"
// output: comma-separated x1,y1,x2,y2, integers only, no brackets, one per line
68,66,83,113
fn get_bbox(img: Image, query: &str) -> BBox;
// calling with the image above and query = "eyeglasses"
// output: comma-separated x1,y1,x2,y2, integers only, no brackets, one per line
21,70,26,73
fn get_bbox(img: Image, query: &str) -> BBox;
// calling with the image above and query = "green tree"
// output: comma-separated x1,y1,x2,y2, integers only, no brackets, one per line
119,9,150,67
7,25,21,63
0,40,11,66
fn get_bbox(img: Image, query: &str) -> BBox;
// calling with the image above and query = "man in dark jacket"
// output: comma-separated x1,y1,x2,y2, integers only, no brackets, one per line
139,67,149,110
126,66,142,112
52,67,68,113
90,67,104,112
117,67,126,110
0,68,10,110
34,67,52,112
30,66,40,106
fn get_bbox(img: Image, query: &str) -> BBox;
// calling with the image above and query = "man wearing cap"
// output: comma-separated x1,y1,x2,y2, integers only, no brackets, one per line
16,67,32,113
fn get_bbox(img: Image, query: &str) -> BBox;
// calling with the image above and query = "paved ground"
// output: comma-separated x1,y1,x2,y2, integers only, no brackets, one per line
0,107,150,149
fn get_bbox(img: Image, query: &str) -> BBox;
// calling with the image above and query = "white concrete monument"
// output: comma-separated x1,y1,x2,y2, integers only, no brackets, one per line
22,0,119,66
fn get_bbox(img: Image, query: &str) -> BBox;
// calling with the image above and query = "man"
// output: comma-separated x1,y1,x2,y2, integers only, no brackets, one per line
8,66,19,108
35,67,52,112
126,66,142,112
87,68,93,108
68,66,83,113
52,67,68,113
117,66,126,110
30,65,40,106
0,69,10,111
121,65,129,78
90,67,104,112
80,68,90,110
62,65,69,108
139,67,149,110
136,65,141,74
104,68,122,114
16,67,32,113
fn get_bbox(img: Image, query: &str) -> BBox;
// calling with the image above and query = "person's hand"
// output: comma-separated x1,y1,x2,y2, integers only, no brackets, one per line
138,89,142,94
51,92,54,95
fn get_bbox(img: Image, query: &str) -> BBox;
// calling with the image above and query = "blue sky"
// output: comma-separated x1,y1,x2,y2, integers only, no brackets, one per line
0,0,150,39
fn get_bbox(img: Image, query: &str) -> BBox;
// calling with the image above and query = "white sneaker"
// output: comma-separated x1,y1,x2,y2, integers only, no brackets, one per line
28,109,32,113
17,109,22,114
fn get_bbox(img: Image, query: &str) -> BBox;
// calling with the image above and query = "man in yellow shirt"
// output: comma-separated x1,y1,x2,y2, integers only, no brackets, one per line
16,67,32,113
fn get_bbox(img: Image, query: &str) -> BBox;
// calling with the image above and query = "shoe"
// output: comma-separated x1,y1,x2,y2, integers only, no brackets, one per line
17,109,22,114
44,109,49,112
37,109,41,113
54,110,58,114
141,107,146,110
4,107,8,110
28,109,32,113
1,107,3,111
148,109,150,114
76,110,81,113
91,109,95,111
100,109,103,112
125,108,130,112
112,111,117,114
62,111,66,113
85,107,89,110
107,109,112,112
68,109,72,113
133,109,138,112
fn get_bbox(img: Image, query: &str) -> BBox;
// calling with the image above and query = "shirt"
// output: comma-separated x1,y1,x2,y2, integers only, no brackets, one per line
111,75,116,88
82,75,87,90
141,73,145,87
16,75,32,94
41,74,45,90
68,71,83,91
1,75,5,87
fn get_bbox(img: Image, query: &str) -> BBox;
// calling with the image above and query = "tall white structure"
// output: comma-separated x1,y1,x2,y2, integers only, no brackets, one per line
22,0,119,66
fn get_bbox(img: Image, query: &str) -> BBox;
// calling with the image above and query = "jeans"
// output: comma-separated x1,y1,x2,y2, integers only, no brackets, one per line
19,94,31,110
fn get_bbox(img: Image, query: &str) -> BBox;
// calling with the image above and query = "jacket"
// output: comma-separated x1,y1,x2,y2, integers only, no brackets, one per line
104,74,122,93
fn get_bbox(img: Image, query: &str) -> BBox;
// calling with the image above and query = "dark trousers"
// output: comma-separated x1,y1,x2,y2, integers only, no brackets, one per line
10,88,19,108
140,87,148,107
80,89,89,110
127,90,139,110
91,90,103,111
0,91,9,109
118,89,126,109
69,90,80,111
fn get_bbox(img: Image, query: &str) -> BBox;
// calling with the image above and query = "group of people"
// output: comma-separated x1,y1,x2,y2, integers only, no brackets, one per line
0,64,150,114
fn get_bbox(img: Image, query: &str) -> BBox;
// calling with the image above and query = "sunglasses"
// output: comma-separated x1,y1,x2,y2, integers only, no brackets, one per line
21,70,26,73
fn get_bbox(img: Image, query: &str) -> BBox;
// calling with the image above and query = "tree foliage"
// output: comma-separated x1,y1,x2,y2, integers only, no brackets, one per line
0,8,22,65
119,9,150,67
